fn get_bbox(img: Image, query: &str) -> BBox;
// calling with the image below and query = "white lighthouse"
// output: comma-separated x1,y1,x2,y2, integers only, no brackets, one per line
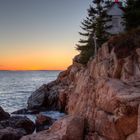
107,0,125,34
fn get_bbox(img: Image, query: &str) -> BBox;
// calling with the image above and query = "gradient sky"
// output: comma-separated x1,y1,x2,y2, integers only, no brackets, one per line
0,0,92,70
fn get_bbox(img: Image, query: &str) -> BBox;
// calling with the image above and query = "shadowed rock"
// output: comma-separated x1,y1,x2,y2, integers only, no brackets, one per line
0,116,35,134
35,114,54,132
0,107,10,121
0,127,26,140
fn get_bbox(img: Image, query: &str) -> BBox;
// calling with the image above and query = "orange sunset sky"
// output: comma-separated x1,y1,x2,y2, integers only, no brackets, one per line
0,0,91,70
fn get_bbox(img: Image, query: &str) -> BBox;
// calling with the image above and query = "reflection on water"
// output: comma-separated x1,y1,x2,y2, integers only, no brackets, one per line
0,71,60,113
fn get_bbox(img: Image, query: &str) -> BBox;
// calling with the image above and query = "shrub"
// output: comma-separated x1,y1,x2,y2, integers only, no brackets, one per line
108,28,140,58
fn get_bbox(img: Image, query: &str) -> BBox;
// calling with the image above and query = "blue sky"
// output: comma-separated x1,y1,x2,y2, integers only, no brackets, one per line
0,0,92,70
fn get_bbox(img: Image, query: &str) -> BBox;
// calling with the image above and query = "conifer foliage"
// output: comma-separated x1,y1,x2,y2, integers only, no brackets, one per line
124,0,140,31
76,0,111,64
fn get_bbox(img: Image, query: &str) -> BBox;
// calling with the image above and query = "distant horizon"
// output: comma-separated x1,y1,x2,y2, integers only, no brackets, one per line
0,69,63,71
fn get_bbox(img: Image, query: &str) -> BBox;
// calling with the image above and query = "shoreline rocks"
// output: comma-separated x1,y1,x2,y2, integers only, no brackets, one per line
35,114,54,132
12,108,40,115
0,127,26,140
0,106,10,121
20,115,84,140
0,116,35,134
0,107,35,140
1,31,140,140
26,32,140,140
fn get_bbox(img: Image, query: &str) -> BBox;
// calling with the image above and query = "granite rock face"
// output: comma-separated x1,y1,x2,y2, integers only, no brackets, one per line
27,33,140,140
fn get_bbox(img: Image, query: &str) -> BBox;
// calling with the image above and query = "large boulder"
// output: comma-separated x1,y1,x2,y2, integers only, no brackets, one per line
0,127,26,140
0,116,35,134
0,106,10,121
27,81,61,111
20,115,84,140
27,84,48,110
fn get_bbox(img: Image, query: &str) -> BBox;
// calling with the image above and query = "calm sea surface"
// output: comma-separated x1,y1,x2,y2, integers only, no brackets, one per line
0,70,60,113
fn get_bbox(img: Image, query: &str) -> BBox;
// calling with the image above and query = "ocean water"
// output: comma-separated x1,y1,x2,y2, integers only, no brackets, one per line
0,70,61,113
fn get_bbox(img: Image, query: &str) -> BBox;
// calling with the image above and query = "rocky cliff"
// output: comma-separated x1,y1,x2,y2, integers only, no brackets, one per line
26,29,140,140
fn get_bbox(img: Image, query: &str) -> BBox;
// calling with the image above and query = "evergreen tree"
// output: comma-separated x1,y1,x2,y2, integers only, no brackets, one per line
76,0,112,64
124,0,140,30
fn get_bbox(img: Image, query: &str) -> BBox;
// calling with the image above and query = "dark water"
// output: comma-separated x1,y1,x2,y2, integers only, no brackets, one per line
0,70,60,113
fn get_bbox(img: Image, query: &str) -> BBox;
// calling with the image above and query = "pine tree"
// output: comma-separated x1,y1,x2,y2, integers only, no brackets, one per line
124,0,140,30
76,0,112,64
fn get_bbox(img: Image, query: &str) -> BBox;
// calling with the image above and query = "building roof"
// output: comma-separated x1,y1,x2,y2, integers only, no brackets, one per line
110,2,125,12
107,2,125,16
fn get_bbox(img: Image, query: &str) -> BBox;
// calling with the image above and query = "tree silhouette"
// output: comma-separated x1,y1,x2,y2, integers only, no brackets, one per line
124,0,140,30
76,0,112,64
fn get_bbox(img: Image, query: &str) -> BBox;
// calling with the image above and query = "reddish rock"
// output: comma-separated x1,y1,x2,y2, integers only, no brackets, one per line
126,132,137,140
66,40,140,139
35,114,53,132
26,32,140,140
85,133,107,140
115,114,137,137
94,110,121,140
58,90,67,112
20,115,84,140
